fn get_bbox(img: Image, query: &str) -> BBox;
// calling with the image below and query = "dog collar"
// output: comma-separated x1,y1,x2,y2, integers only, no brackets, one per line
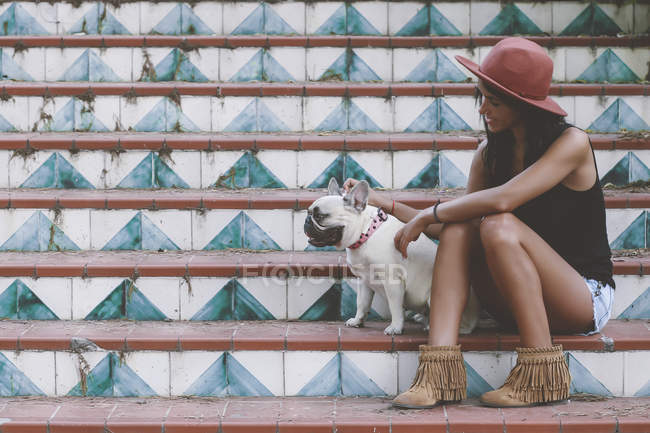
347,208,388,250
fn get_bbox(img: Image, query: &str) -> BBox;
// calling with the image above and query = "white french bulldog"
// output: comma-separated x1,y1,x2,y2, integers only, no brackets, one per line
304,178,480,335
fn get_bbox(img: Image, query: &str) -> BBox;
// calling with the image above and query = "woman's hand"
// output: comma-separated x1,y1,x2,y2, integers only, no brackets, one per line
342,178,388,209
394,211,429,258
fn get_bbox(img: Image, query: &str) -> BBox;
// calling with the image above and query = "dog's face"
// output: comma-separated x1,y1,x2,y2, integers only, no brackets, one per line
304,178,369,248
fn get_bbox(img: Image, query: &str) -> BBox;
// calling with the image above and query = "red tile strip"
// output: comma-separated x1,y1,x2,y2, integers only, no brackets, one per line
0,35,646,48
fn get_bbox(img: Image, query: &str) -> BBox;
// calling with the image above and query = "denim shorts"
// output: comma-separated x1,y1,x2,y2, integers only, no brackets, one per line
580,278,614,336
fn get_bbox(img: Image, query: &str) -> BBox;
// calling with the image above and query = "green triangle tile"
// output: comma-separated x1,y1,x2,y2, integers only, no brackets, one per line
135,98,200,132
299,282,343,321
440,153,467,188
577,49,640,83
20,152,95,189
319,49,381,81
0,211,79,252
315,4,346,35
151,48,208,82
567,353,612,396
0,279,58,320
315,100,381,132
308,153,382,189
85,279,167,320
257,99,290,132
628,152,650,183
102,211,180,251
213,151,285,189
231,2,296,35
589,98,649,133
601,152,650,186
203,212,244,250
0,352,45,396
635,380,650,397
340,280,383,321
341,353,386,396
224,98,289,132
405,154,440,188
191,279,275,320
151,3,213,35
618,286,650,319
0,112,16,131
242,212,281,250
68,3,130,35
610,211,646,250
560,3,622,36
230,49,294,82
117,152,189,189
465,361,493,398
396,4,461,36
304,244,338,252
184,353,273,396
48,98,109,132
59,49,121,82
405,49,467,82
405,98,471,132
346,5,381,35
479,4,543,36
0,3,49,35
0,48,33,80
297,353,341,396
67,353,157,397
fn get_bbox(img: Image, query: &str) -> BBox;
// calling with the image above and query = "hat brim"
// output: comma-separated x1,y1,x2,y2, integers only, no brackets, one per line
455,55,567,117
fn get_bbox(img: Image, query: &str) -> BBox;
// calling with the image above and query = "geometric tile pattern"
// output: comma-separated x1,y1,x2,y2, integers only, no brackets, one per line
0,211,80,252
46,98,110,132
59,49,121,82
202,212,281,251
319,49,380,82
68,3,130,35
101,211,180,251
0,279,58,320
298,352,386,396
577,49,640,84
610,211,650,250
212,151,286,189
307,153,382,189
588,98,648,133
231,3,296,35
316,4,381,35
134,98,201,132
479,4,543,36
190,279,275,320
151,49,208,82
117,152,190,189
600,152,650,187
0,3,49,35
559,3,623,36
298,281,382,321
405,152,467,188
396,4,461,36
85,279,167,321
0,352,45,396
405,98,472,132
20,152,95,189
617,286,650,319
230,49,294,82
0,48,33,80
315,100,381,132
405,49,467,83
224,98,289,132
567,353,612,396
151,3,213,35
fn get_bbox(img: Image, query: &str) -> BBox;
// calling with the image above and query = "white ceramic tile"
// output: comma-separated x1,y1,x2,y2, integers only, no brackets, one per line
174,96,211,132
634,4,649,35
443,150,474,179
297,150,339,188
45,47,133,82
352,48,392,81
1,350,55,395
0,209,83,253
555,96,576,126
436,3,470,35
211,97,254,132
103,150,153,188
233,351,283,396
598,3,634,34
594,149,636,181
387,2,422,36
305,3,342,34
191,3,223,35
343,351,396,395
106,2,140,35
134,277,181,320
71,277,125,319
568,351,623,396
220,47,261,81
353,2,388,35
55,351,107,396
517,2,551,34
56,3,91,34
0,151,8,188
464,352,515,390
223,2,259,35
564,47,600,82
292,209,310,251
609,48,649,82
397,351,418,393
394,96,434,132
1,47,44,81
352,97,393,132
574,95,615,131
256,150,298,189
179,277,230,319
287,277,337,319
393,48,429,82
242,208,293,251
45,47,80,81
267,47,306,82
624,351,650,396
170,351,224,395
90,209,138,249
445,96,481,130
605,209,644,245
303,96,344,131
393,150,433,189
272,2,305,35
87,96,122,133
347,150,392,187
182,48,219,82
0,277,71,320
552,2,586,35
611,275,648,319
154,150,202,189
139,2,175,34
132,48,163,81
192,208,244,250
45,208,91,251
260,97,302,132
0,2,57,35
0,97,30,132
306,48,346,81
285,351,335,395
546,47,566,82
470,2,500,35
199,150,245,189
124,351,169,396
237,276,287,319
119,96,161,131
344,277,390,319
143,210,191,250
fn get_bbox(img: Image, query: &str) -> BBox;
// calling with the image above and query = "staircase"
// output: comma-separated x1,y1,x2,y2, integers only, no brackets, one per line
0,0,648,430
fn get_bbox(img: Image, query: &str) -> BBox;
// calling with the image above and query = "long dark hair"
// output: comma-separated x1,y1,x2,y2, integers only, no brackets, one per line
477,83,570,187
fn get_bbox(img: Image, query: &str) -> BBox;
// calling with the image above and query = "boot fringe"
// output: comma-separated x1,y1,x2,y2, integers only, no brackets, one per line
410,345,467,401
503,345,570,403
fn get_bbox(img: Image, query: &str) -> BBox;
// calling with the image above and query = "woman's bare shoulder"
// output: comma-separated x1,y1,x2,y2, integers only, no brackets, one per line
553,126,591,156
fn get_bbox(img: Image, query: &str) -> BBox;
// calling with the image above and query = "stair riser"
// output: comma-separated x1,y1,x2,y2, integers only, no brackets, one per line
0,95,647,133
0,348,646,398
0,274,646,321
4,148,650,189
0,208,648,253
3,46,648,83
1,2,646,37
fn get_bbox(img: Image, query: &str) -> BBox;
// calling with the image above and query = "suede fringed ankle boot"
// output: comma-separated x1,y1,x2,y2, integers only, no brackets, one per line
392,345,467,409
480,345,570,408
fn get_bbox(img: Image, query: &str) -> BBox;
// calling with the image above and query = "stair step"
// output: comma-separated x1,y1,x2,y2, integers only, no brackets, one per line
1,319,647,352
0,396,647,433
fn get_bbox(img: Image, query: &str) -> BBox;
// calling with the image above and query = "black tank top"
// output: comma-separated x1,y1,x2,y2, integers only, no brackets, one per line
512,141,615,288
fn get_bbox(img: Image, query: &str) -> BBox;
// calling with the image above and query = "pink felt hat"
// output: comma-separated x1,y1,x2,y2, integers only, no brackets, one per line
455,37,567,117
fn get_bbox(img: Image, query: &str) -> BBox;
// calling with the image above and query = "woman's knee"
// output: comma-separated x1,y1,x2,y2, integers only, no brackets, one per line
479,213,520,249
439,220,479,244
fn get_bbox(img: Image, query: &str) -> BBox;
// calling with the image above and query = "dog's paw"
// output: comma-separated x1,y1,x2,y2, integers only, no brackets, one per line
411,313,428,324
383,324,403,335
345,318,363,328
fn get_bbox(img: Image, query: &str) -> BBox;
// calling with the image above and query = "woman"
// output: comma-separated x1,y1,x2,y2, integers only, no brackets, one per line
343,37,614,408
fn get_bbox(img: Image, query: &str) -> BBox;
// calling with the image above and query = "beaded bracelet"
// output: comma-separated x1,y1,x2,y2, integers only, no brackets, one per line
433,199,441,223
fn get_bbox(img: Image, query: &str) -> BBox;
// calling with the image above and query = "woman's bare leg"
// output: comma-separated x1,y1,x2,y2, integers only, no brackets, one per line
478,213,594,346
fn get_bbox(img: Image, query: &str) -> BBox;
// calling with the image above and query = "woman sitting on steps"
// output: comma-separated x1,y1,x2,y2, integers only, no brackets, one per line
343,37,615,408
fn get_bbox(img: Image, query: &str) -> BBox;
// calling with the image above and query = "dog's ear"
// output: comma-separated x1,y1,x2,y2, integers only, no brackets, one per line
343,180,369,212
327,178,342,196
